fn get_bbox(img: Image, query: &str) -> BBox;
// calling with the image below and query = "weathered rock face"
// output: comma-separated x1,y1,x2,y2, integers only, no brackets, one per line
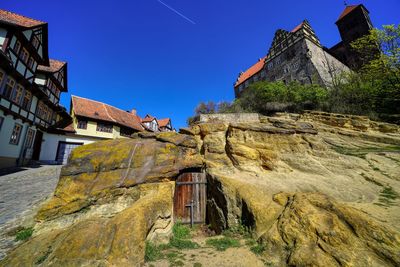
2,114,400,267
194,115,400,266
37,135,202,221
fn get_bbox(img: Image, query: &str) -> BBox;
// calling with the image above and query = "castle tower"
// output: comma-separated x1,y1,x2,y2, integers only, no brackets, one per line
330,4,374,69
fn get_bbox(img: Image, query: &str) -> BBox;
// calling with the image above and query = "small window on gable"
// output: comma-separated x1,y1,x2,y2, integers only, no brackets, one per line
20,48,29,63
10,123,22,145
32,36,40,49
14,40,21,54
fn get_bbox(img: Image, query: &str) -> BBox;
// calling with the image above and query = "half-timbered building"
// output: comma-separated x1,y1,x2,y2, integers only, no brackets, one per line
158,118,173,132
0,9,70,168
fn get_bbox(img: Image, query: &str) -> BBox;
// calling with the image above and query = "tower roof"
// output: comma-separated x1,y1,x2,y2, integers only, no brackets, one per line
336,4,369,22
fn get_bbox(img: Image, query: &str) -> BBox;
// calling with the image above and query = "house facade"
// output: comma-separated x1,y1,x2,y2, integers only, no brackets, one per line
141,115,173,132
234,4,372,98
0,9,70,168
39,96,173,164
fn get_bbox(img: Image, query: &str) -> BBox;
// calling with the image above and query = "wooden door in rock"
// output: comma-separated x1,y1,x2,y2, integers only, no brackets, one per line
174,172,207,225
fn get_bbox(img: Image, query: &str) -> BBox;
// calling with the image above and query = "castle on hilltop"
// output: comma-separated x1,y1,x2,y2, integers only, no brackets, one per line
234,4,373,98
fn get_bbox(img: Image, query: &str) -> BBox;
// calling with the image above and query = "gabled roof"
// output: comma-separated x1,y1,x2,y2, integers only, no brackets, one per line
71,96,144,131
291,22,304,33
0,9,46,28
37,59,66,73
336,4,367,22
235,56,267,87
142,114,157,123
158,118,171,128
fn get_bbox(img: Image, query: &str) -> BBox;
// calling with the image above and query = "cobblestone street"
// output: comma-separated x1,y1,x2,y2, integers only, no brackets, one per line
0,165,61,260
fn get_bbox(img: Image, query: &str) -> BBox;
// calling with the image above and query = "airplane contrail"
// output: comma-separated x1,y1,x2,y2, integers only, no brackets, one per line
157,0,196,25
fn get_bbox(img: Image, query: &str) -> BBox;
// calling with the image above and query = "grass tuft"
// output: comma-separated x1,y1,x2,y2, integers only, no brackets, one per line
173,222,191,239
145,241,163,262
170,236,200,249
377,186,399,207
15,227,34,241
206,237,240,251
250,243,267,255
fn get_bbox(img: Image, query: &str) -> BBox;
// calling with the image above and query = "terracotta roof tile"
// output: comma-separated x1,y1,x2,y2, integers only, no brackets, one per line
235,56,267,87
141,115,156,123
37,59,66,73
291,22,304,33
337,5,360,22
0,9,46,28
72,96,144,132
158,118,171,127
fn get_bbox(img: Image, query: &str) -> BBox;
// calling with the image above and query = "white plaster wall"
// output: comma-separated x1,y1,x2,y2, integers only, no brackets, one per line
0,110,29,159
39,133,100,163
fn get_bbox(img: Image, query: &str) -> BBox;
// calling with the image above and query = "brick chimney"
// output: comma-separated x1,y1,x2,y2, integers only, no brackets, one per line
130,109,137,115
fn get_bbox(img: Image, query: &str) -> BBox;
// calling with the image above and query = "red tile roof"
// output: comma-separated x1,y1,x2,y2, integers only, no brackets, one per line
337,5,360,22
141,115,156,123
235,56,267,87
72,96,144,131
37,59,66,73
0,9,46,28
291,22,304,33
158,118,171,128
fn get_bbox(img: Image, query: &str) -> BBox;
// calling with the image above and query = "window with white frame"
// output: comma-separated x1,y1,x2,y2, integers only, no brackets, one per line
10,123,22,145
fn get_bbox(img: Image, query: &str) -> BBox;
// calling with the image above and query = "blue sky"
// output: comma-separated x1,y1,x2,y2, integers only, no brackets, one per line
1,0,399,129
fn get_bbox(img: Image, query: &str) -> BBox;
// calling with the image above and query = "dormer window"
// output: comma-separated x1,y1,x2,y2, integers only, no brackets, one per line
20,48,29,63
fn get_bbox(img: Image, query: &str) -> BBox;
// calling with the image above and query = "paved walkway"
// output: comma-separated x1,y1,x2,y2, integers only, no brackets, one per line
0,165,61,260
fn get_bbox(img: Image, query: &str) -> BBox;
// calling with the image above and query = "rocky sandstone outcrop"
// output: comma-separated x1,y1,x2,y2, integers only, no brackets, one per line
1,113,400,267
